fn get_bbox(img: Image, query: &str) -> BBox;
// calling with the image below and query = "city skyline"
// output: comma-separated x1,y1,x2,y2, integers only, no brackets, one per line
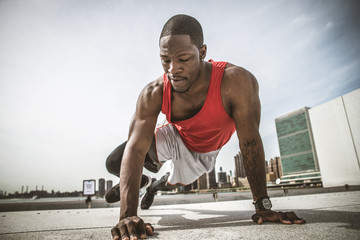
1,0,360,193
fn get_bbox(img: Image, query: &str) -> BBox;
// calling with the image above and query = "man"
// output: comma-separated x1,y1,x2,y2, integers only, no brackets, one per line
106,14,305,240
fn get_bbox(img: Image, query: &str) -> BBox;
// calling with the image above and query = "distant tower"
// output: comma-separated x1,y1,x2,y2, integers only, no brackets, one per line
267,157,283,180
217,167,227,183
208,168,217,189
197,173,208,190
106,180,113,193
26,186,28,193
234,152,246,187
98,178,106,197
196,168,216,190
21,186,24,194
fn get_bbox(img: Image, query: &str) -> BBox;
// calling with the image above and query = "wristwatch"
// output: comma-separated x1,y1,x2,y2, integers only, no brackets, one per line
253,196,272,210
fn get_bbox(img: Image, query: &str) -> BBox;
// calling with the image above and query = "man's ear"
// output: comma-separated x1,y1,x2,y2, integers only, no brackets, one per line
199,44,207,60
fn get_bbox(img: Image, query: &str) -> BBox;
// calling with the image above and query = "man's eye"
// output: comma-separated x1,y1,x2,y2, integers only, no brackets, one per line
180,58,190,62
162,59,171,64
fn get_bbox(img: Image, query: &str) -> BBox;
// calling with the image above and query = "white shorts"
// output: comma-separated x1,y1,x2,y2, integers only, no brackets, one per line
154,124,220,185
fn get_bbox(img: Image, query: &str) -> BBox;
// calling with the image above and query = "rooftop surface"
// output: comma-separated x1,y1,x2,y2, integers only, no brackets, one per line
1,191,359,240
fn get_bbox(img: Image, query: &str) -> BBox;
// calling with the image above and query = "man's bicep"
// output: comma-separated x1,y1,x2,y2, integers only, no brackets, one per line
126,83,162,156
232,85,261,139
127,115,157,155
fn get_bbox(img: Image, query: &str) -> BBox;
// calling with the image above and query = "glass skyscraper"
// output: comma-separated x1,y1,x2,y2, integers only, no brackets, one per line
275,107,321,185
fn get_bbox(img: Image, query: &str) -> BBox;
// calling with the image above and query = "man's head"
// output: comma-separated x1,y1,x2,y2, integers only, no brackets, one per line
159,15,207,93
159,14,204,49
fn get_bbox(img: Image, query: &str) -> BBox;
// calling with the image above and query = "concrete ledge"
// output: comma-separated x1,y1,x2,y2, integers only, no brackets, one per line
0,191,359,240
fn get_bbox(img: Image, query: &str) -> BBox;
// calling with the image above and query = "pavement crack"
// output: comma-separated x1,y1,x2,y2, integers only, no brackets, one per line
0,226,113,236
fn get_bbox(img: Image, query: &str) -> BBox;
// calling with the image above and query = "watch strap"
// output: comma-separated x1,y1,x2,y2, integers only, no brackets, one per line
253,196,272,210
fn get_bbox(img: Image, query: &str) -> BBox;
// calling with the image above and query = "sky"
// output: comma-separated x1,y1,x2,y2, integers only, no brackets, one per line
0,0,359,194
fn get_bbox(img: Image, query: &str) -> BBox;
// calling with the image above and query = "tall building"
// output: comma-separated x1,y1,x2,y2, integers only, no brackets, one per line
217,167,227,183
197,173,207,190
265,161,269,174
309,89,360,187
208,169,217,189
106,180,113,193
234,152,246,179
267,157,283,180
234,151,247,187
275,107,321,185
196,168,217,190
98,178,105,197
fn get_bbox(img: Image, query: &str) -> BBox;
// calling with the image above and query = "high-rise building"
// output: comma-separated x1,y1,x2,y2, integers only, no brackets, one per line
275,107,321,185
234,152,246,178
106,180,113,193
98,178,105,197
208,169,217,189
217,168,227,183
197,172,208,190
265,161,269,174
267,157,283,180
309,89,360,187
196,168,217,190
234,152,246,187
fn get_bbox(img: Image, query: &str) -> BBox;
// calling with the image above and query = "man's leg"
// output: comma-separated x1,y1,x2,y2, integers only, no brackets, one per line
105,140,159,203
106,140,160,176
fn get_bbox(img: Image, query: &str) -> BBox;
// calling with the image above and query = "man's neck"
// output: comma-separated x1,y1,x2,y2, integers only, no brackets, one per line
183,61,211,97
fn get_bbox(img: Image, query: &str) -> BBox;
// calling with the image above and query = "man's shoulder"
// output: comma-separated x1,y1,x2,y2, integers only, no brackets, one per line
223,63,258,92
136,76,164,115
141,76,164,99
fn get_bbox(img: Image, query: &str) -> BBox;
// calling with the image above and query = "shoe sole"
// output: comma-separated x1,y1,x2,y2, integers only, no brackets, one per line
106,175,152,204
139,175,154,209
140,175,153,190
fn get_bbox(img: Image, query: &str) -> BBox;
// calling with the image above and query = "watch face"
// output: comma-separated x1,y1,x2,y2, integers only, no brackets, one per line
262,198,272,209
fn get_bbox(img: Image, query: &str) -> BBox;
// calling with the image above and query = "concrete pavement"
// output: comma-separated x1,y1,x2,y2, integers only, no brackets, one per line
0,191,359,240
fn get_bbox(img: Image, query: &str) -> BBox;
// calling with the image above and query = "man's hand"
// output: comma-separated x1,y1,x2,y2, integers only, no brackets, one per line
252,210,306,224
111,216,154,240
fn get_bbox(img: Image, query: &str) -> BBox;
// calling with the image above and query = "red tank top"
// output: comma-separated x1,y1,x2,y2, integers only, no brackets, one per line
161,60,236,153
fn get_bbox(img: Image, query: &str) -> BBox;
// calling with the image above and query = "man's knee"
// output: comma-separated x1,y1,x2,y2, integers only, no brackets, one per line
105,153,120,177
144,158,160,173
106,142,127,177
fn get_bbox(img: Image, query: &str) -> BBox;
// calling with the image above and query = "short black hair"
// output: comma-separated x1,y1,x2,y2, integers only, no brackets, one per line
160,14,204,48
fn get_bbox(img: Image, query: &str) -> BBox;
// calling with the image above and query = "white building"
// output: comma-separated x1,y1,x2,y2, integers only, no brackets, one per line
309,89,360,187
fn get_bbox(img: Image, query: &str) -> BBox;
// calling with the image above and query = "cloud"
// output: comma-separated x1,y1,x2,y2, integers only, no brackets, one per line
291,14,311,25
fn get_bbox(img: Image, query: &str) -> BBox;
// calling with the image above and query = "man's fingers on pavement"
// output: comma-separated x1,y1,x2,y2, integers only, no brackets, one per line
285,211,306,224
135,218,147,239
125,220,138,240
145,223,154,236
119,223,130,240
251,214,263,224
111,227,121,240
278,212,292,224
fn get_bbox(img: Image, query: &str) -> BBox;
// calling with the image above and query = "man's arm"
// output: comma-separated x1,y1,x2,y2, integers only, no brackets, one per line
111,78,163,240
224,65,305,224
225,66,267,201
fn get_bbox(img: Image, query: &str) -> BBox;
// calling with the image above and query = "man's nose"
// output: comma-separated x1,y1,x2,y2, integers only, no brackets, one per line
169,61,181,74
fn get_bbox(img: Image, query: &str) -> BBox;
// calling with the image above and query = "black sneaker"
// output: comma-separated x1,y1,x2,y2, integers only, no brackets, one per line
105,175,152,203
105,183,120,203
140,178,157,210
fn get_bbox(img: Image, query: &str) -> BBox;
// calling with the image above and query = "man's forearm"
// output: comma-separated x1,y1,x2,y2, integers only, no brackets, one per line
119,151,144,220
240,138,267,201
